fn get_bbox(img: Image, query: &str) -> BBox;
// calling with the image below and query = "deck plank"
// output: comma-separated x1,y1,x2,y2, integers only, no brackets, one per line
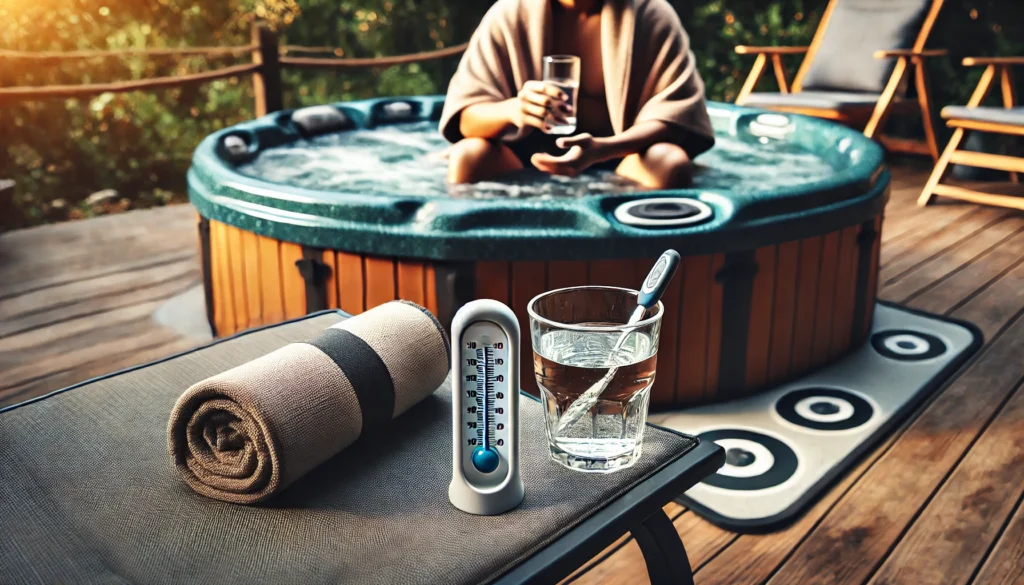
762,310,1024,585
879,206,1008,279
907,228,1024,317
880,216,1024,303
0,206,202,407
970,497,1024,585
866,379,1024,585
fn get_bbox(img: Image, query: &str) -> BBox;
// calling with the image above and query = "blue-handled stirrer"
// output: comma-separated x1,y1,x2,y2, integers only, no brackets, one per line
554,249,681,436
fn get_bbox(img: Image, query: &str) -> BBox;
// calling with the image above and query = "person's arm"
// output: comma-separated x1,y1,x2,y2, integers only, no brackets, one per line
458,99,518,139
590,121,675,160
458,82,570,140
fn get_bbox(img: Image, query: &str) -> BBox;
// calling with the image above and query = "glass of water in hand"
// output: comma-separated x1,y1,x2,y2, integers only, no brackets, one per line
542,55,581,135
528,286,663,473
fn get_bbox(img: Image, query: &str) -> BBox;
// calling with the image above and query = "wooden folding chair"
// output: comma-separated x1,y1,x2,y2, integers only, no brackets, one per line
918,57,1023,210
734,0,946,161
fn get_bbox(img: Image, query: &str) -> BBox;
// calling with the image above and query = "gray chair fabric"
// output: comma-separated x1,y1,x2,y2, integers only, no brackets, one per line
941,106,1024,126
801,0,931,94
741,90,882,110
0,312,697,585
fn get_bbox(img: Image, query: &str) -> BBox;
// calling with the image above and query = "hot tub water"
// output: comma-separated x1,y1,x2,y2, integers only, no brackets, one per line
236,121,837,199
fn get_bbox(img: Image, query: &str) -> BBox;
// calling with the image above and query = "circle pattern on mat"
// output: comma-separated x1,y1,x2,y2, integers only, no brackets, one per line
776,388,874,431
871,329,947,361
697,429,798,491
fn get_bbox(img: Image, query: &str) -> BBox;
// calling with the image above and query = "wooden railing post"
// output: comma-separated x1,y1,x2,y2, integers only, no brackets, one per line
251,22,283,117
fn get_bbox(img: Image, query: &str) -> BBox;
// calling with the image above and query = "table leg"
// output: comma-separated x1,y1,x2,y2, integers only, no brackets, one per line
631,509,695,585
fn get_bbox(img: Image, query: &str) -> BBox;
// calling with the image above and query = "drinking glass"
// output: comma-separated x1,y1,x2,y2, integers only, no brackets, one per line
542,55,581,135
528,286,663,473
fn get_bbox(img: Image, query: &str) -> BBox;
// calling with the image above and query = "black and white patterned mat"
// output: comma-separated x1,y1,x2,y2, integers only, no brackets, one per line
649,302,982,533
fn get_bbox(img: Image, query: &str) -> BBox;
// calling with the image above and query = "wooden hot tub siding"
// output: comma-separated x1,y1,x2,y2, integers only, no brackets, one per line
199,214,882,409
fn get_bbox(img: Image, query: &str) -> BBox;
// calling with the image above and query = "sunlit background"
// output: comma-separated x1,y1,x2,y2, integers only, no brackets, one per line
1,0,1021,230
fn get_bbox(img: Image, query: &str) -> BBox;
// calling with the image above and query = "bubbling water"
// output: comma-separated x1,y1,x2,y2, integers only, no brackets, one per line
235,120,837,199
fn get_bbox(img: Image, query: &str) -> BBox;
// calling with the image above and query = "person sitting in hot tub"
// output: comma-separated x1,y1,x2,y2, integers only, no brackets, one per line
439,0,715,189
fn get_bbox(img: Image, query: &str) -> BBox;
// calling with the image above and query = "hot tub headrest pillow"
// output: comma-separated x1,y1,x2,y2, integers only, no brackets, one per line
168,300,451,504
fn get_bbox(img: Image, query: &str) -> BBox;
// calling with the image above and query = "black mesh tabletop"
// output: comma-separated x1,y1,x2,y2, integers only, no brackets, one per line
0,312,702,585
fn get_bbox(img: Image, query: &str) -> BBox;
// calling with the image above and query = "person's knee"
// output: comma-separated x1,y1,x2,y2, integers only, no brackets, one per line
450,137,494,165
448,138,503,183
645,143,692,188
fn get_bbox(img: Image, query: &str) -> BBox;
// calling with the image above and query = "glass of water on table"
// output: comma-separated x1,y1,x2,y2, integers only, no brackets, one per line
542,55,581,135
528,286,663,472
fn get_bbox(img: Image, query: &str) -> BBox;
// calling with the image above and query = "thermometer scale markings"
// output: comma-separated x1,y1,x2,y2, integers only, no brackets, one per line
475,347,487,449
467,338,502,474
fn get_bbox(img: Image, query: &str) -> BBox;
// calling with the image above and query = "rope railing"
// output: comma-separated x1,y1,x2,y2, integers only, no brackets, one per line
0,45,258,60
0,24,468,111
0,63,261,101
278,42,467,68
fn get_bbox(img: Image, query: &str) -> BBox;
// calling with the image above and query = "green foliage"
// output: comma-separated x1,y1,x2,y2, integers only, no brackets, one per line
1,0,1021,229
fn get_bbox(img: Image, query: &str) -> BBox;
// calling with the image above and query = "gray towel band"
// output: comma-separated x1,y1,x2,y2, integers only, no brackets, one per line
305,328,396,428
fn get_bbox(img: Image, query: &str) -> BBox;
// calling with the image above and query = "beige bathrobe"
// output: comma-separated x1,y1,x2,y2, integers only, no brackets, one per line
439,0,715,157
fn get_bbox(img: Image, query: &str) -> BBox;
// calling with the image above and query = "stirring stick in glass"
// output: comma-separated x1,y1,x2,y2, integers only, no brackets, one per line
554,249,681,436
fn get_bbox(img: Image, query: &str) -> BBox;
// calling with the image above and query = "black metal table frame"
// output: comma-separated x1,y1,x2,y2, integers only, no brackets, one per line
494,438,723,585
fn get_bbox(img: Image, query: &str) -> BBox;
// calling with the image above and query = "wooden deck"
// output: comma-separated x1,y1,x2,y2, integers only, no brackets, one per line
2,167,1023,584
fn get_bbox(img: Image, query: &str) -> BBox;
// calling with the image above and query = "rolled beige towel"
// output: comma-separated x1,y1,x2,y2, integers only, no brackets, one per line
168,301,450,504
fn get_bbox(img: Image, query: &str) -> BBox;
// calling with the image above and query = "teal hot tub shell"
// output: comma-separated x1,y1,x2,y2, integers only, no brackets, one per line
189,96,888,409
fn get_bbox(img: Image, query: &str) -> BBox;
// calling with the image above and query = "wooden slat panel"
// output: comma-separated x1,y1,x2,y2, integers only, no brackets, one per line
810,230,840,368
588,258,635,289
226,224,249,332
704,253,725,401
336,252,365,315
396,260,426,305
675,254,712,404
210,221,236,336
241,230,263,329
257,234,284,326
767,239,800,384
364,255,397,309
828,225,859,360
511,261,548,396
423,263,439,317
789,236,822,375
322,249,338,310
863,215,883,337
279,241,306,319
546,260,588,291
474,261,511,304
652,256,682,407
867,379,1024,585
744,245,777,391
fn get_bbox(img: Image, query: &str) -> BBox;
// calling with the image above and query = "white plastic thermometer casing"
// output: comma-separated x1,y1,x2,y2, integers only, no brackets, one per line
448,299,525,515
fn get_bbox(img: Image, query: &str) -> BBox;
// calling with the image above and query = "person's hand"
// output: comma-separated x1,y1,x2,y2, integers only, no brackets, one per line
510,81,572,132
531,134,609,177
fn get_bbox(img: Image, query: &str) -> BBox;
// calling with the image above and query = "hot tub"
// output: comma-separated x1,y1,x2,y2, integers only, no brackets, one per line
188,96,887,409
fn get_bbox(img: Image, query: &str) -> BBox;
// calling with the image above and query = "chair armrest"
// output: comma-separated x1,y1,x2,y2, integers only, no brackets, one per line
735,46,808,55
873,49,948,59
962,56,1024,67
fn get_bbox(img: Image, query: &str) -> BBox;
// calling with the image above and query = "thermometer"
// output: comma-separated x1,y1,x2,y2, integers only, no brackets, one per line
448,300,524,516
